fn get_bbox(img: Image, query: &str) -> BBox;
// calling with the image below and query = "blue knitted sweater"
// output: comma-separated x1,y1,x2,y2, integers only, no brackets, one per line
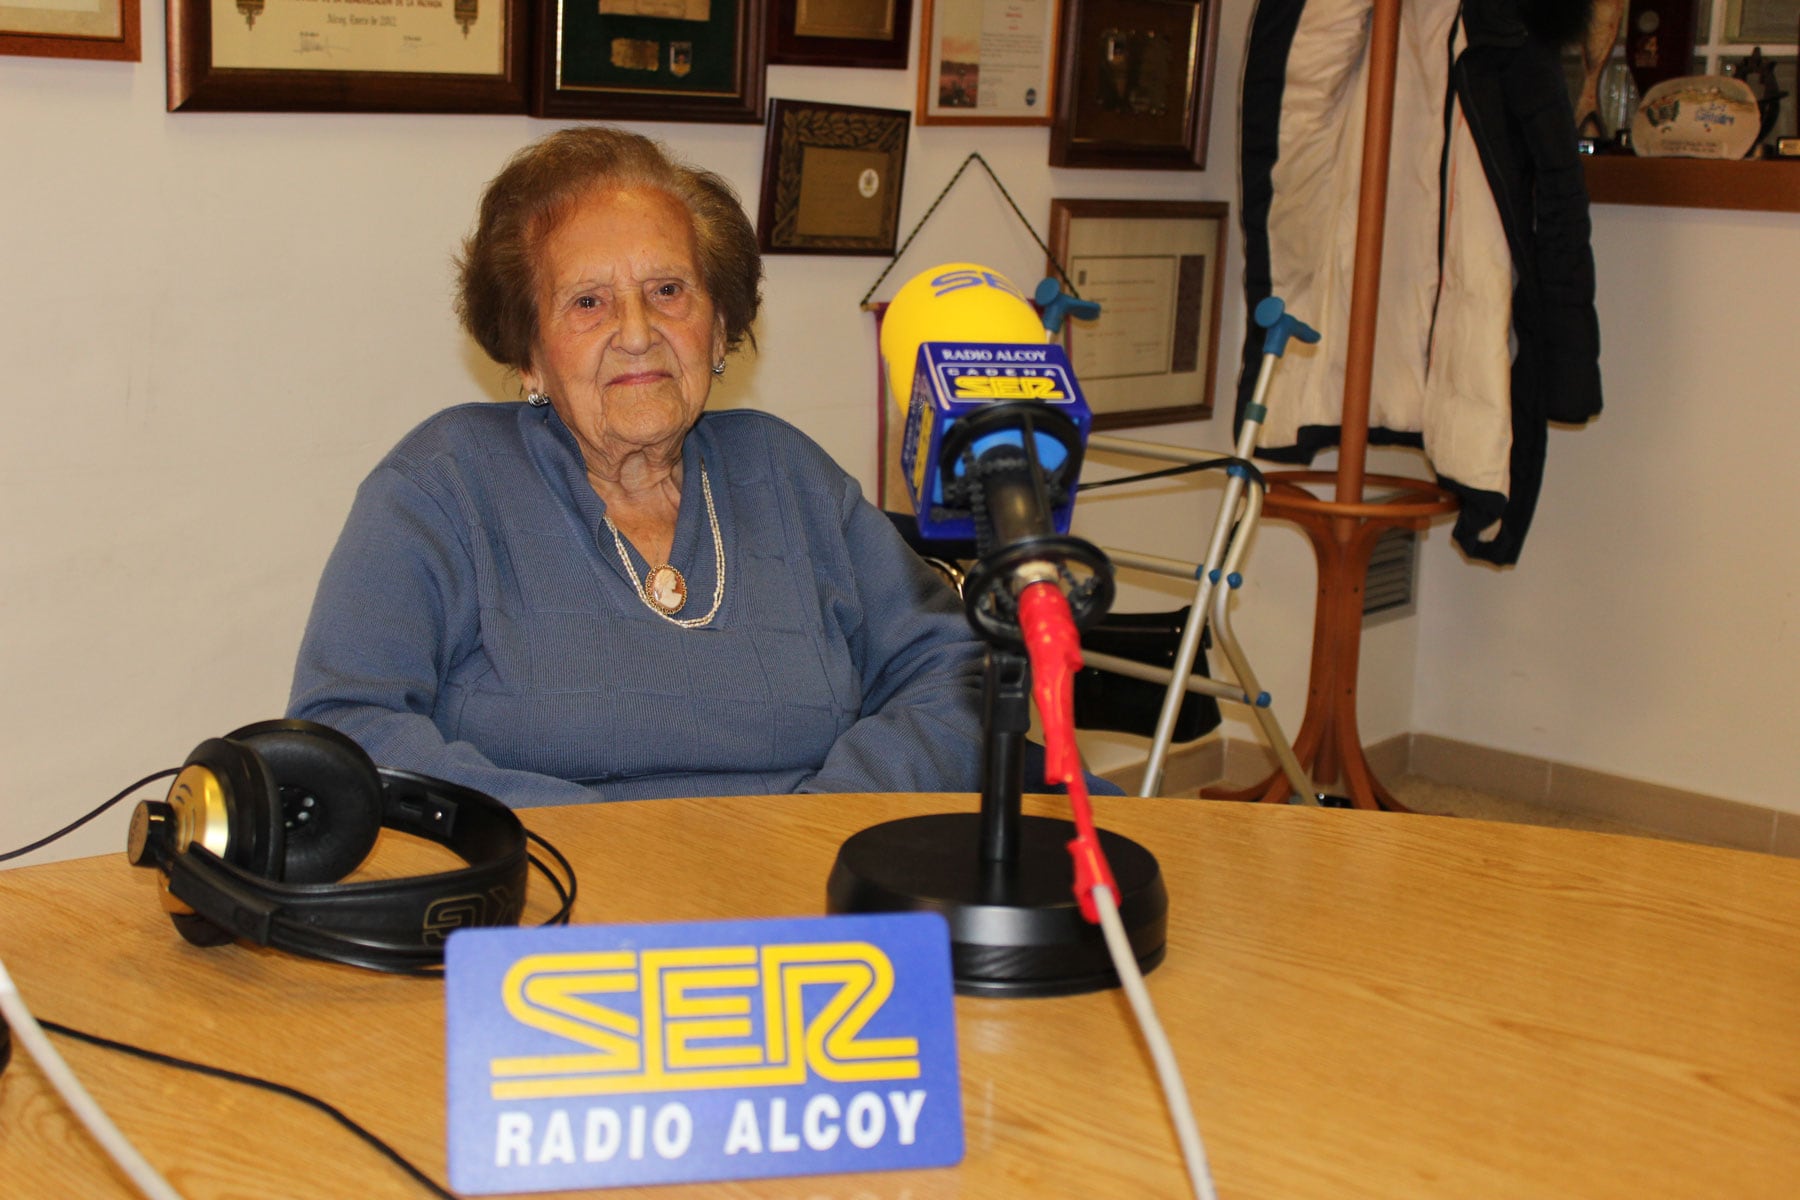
288,403,995,807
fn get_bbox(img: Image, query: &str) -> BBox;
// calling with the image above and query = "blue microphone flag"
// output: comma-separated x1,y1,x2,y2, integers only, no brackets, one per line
898,340,1092,540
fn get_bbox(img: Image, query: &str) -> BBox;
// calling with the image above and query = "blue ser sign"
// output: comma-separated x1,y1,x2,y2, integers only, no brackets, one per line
444,913,964,1193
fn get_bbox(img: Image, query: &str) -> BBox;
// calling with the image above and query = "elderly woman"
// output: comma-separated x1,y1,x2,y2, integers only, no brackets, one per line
286,127,991,806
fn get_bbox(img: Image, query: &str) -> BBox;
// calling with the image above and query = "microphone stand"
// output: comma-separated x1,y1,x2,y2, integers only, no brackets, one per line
977,647,1030,868
827,637,1168,997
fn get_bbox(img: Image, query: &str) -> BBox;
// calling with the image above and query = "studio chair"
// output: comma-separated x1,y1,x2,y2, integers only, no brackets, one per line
1072,607,1220,744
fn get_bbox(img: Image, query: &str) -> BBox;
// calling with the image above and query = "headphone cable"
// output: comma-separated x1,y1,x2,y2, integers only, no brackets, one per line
0,769,177,864
526,828,578,925
32,1010,459,1199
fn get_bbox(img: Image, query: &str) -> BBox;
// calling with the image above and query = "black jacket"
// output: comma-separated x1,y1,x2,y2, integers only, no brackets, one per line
1237,0,1601,564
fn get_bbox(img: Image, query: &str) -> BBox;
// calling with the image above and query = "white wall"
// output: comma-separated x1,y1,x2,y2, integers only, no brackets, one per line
1413,203,1800,815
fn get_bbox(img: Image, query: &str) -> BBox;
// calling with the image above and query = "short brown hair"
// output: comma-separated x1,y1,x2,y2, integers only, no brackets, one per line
456,126,762,372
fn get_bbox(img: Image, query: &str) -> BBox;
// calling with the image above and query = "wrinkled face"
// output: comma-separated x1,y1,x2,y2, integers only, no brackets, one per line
522,185,725,469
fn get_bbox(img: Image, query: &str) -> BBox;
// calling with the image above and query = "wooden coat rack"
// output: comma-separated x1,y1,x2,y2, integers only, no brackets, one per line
1210,0,1457,810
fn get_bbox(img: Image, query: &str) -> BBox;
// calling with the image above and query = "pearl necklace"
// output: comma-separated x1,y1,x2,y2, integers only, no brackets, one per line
603,462,725,629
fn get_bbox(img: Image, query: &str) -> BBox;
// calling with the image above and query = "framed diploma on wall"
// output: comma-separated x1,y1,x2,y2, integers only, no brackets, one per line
167,0,529,111
1047,198,1227,429
2,0,138,60
916,0,1060,125
534,0,766,122
769,0,912,69
1049,0,1218,168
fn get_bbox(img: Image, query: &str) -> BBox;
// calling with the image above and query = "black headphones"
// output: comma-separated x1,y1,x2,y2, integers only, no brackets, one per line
126,719,567,973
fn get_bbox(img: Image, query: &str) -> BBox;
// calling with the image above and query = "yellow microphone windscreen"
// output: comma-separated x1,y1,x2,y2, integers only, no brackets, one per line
880,265,1047,419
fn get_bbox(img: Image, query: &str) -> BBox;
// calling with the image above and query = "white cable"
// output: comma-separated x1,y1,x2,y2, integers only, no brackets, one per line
0,958,188,1200
1091,886,1220,1200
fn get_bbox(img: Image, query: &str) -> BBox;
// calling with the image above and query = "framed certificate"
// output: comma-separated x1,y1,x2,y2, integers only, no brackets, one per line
1049,0,1218,169
2,0,138,59
757,99,910,255
769,0,912,69
167,0,528,111
916,0,1059,125
1047,198,1227,428
534,0,766,122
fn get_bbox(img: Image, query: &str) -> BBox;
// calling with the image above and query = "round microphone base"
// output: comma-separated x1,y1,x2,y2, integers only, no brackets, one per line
826,813,1167,997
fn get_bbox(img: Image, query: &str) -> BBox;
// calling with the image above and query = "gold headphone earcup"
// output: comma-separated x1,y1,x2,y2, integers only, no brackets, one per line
155,737,286,946
180,737,287,880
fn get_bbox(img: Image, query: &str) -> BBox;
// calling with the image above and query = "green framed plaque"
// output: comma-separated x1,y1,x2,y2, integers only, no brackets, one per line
534,0,767,122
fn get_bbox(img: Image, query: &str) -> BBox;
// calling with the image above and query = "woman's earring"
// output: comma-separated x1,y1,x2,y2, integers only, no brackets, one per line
526,389,551,407
711,361,726,376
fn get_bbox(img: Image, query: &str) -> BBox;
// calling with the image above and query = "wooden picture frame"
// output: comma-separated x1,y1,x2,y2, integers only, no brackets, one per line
1622,0,1697,94
916,0,1060,125
1725,0,1796,42
768,0,911,69
1049,0,1218,169
757,99,910,256
2,0,138,60
1047,198,1227,429
534,0,765,122
166,0,529,112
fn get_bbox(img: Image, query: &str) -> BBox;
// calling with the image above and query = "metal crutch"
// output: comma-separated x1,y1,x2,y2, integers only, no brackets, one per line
1083,297,1324,801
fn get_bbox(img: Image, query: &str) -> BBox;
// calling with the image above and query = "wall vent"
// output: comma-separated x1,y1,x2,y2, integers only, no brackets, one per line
1363,526,1417,623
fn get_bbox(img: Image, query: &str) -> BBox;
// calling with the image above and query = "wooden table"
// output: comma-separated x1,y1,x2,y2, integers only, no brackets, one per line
3,793,1798,1199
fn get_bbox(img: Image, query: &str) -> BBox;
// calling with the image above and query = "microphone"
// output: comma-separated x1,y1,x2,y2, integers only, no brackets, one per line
833,267,1160,1002
880,264,1113,644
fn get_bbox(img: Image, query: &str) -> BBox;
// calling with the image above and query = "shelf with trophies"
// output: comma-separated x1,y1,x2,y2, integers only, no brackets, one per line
1573,0,1799,212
